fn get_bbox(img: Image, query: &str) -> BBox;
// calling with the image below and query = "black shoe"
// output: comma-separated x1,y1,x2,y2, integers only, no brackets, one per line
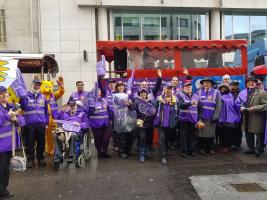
38,159,47,166
244,150,255,155
67,157,74,163
254,151,261,157
54,162,60,169
98,153,104,159
181,153,187,158
0,191,14,199
170,145,176,150
148,146,155,152
26,160,34,168
189,152,197,157
103,153,112,158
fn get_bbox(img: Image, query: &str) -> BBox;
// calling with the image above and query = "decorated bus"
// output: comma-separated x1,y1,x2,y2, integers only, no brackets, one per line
96,39,248,90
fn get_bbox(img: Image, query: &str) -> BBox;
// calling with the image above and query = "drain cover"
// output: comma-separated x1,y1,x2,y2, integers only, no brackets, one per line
231,183,266,192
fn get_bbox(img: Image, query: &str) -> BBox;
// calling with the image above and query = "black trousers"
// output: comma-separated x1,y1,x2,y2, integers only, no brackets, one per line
118,132,135,155
232,124,242,147
215,126,220,144
199,137,214,151
146,127,153,148
245,132,265,153
218,126,235,148
180,121,196,153
158,127,172,158
138,128,150,149
0,151,12,195
168,127,179,148
23,125,46,161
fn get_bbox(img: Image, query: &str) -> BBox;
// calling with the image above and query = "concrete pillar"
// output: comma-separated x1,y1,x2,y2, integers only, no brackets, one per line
97,7,108,40
210,10,221,40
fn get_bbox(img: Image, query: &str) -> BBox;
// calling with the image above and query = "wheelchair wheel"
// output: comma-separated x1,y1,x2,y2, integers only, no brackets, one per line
83,129,92,160
77,154,86,167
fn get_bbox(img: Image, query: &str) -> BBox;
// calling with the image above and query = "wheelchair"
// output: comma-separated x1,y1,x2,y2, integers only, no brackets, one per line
53,122,92,169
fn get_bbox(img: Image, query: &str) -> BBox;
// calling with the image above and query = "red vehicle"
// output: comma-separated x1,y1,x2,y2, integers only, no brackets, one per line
97,40,247,79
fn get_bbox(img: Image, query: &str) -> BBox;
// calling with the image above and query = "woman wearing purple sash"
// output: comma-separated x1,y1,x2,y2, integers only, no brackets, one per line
178,81,198,158
132,89,156,163
0,86,25,199
217,84,240,153
87,89,112,159
154,83,179,165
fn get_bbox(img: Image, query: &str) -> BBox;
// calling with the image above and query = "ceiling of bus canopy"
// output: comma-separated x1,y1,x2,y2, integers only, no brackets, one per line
17,55,59,75
97,40,247,63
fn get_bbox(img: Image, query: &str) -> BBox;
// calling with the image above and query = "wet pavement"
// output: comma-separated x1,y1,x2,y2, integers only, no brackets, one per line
9,144,267,200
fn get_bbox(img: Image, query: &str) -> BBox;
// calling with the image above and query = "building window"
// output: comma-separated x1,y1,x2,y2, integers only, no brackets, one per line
224,13,267,44
144,17,160,27
0,9,6,49
161,17,167,27
112,11,208,41
114,17,122,27
180,36,189,40
123,17,139,27
180,18,188,28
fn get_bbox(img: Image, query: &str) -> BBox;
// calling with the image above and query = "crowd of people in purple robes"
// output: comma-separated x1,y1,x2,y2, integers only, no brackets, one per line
1,68,267,199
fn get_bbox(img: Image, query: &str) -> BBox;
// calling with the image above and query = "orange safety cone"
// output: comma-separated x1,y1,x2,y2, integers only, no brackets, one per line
153,128,159,147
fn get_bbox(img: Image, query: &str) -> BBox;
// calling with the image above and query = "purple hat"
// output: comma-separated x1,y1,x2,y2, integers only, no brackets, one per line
200,77,215,85
32,75,41,84
67,97,76,105
0,86,7,93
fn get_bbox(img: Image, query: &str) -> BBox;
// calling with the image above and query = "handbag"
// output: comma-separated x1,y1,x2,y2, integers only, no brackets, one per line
10,124,26,172
136,115,147,128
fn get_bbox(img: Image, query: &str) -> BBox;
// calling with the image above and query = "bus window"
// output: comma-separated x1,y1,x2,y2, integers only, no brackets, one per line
127,48,174,69
181,48,242,69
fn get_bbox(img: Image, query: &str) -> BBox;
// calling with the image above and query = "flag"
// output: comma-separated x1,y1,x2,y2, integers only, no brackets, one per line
10,68,27,98
127,69,135,94
96,55,106,77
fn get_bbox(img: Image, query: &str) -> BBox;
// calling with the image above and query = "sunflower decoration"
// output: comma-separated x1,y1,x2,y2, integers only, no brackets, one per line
0,60,9,82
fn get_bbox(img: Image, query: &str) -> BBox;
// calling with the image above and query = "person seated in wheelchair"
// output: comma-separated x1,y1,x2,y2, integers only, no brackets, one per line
54,97,89,166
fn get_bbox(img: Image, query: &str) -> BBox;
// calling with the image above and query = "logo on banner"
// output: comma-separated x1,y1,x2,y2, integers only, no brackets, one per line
0,60,9,82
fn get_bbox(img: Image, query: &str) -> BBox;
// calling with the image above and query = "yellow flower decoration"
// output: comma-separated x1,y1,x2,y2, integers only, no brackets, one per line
0,60,9,82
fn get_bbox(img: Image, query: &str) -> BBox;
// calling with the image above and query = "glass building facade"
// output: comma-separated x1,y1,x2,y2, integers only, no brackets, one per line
224,13,267,44
112,11,207,41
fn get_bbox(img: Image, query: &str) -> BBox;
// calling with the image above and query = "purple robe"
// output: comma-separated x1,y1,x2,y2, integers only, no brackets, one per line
20,91,49,126
235,89,247,109
87,98,110,129
154,95,178,128
0,103,25,153
198,88,220,120
71,91,88,106
219,92,240,124
179,92,199,124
